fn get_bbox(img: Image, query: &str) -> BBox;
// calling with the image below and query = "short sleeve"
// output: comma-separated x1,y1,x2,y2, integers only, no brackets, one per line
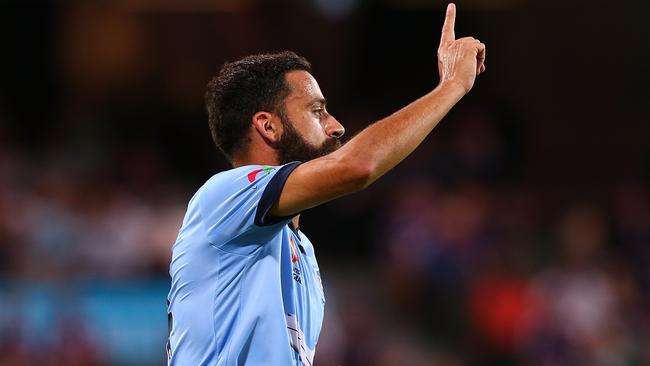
254,162,303,227
197,162,302,251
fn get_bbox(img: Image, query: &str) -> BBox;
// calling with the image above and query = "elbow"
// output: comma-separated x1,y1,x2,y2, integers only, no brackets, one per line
323,148,376,194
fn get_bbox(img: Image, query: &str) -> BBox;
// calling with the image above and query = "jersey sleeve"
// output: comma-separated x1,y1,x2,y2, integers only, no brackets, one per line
197,162,302,251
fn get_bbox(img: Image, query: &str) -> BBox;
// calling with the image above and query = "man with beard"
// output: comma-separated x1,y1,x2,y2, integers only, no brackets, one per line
166,4,485,365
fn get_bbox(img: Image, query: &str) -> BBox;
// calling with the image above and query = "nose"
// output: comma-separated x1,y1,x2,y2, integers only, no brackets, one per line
325,115,345,139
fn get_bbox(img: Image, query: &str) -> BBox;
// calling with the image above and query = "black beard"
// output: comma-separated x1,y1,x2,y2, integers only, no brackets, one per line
276,114,341,165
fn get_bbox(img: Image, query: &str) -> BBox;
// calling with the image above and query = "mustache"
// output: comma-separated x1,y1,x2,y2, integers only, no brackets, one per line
321,137,342,154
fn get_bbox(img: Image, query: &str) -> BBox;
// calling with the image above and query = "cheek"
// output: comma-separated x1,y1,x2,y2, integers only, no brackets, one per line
300,115,326,143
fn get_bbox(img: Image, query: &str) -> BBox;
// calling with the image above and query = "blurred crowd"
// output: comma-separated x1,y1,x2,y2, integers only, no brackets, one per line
0,146,183,280
0,144,183,365
352,180,650,366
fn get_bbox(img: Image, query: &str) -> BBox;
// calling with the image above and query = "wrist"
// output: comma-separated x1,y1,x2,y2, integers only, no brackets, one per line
436,79,468,100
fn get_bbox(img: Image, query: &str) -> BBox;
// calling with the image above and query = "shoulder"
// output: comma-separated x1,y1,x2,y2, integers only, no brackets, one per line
202,164,302,190
195,164,294,205
191,164,300,248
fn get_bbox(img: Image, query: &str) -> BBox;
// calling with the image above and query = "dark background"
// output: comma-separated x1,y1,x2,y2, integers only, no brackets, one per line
1,0,649,365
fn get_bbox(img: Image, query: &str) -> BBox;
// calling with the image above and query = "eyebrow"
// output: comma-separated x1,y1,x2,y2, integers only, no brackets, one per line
308,98,327,107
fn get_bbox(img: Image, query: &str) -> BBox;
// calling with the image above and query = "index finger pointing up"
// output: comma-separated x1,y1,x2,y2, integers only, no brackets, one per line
440,3,456,44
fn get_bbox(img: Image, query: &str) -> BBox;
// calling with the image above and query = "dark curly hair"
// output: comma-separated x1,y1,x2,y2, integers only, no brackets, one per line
205,51,312,163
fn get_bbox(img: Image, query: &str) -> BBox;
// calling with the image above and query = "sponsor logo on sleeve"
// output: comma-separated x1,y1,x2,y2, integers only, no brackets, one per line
247,166,274,182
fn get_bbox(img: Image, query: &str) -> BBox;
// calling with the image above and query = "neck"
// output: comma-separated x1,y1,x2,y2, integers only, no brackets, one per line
291,215,300,230
232,134,280,168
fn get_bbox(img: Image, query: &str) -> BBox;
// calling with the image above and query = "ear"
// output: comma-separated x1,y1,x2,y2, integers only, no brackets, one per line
251,111,282,146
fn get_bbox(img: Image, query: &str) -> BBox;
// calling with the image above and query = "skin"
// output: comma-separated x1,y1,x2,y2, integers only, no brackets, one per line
233,3,486,229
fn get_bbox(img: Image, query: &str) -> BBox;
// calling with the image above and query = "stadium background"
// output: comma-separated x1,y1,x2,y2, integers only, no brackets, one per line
2,0,649,365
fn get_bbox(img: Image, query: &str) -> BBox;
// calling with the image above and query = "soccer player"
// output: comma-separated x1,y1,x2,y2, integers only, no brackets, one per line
167,3,485,365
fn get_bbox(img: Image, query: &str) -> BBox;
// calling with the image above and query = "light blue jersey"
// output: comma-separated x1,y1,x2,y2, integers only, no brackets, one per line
167,162,326,366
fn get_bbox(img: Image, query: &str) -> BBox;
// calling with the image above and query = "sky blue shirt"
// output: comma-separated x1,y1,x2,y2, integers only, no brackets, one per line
167,162,326,366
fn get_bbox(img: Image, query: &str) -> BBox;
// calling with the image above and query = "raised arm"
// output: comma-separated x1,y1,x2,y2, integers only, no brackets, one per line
270,3,486,218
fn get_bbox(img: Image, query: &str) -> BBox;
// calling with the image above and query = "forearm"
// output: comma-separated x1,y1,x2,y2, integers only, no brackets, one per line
336,80,466,186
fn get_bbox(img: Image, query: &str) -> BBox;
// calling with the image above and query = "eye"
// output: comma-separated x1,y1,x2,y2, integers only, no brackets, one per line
312,108,326,117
